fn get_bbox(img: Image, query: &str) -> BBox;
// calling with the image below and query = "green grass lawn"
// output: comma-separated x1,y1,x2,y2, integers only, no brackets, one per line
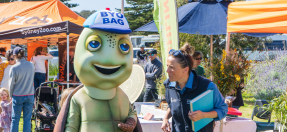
238,91,276,122
18,113,36,131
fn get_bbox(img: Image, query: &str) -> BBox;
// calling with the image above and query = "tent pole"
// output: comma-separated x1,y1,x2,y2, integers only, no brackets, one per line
210,35,213,81
121,0,124,14
67,35,69,88
226,32,231,55
67,21,70,89
47,46,50,81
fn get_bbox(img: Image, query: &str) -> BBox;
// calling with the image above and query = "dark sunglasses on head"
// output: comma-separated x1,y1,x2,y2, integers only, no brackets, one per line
195,57,202,60
169,49,188,66
148,54,155,56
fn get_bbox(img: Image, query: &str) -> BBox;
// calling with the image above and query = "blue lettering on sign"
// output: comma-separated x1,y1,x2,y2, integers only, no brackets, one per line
108,12,115,17
102,18,125,25
116,13,124,18
103,18,110,24
111,18,117,24
118,19,124,25
101,12,108,17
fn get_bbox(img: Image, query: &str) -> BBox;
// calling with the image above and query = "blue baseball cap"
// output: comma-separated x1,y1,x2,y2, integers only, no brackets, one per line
13,47,23,55
83,8,132,34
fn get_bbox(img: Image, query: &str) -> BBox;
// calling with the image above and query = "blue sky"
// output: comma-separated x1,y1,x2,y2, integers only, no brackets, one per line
69,0,129,12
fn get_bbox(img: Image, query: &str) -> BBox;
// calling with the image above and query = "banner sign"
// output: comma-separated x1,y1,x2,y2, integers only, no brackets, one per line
0,22,67,40
153,0,179,73
58,37,78,81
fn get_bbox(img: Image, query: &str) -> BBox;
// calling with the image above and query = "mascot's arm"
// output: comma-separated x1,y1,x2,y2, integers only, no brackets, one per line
118,103,137,132
65,97,81,132
127,103,137,120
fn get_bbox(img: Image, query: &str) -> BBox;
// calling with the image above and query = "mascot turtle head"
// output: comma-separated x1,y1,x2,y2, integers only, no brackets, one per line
74,9,133,90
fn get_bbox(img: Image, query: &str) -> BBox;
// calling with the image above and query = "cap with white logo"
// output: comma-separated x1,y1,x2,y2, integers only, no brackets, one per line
83,8,132,34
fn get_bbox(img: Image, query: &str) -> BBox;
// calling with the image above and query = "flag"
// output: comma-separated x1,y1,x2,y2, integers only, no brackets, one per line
153,0,179,74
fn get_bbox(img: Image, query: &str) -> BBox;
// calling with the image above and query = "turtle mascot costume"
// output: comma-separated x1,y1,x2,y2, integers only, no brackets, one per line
54,8,142,132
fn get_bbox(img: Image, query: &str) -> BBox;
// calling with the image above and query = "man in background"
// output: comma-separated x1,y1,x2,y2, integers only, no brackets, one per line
136,44,147,66
143,49,162,102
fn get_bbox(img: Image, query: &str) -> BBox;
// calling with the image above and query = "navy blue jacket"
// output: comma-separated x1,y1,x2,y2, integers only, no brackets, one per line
164,70,228,132
144,58,162,89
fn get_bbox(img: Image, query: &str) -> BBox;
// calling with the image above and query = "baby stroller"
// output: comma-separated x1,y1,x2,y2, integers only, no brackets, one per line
32,82,63,132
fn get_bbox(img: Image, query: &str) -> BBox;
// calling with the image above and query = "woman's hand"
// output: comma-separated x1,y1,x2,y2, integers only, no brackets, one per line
161,118,171,132
188,110,205,122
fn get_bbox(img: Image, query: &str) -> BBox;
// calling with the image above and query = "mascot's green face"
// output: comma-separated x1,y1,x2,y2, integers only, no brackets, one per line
74,28,133,89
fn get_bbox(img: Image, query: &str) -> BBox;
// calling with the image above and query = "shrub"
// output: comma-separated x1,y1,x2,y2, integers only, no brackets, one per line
245,51,287,100
262,92,287,130
204,49,252,96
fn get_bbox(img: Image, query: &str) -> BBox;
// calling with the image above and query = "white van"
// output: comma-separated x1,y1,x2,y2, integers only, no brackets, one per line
130,34,160,48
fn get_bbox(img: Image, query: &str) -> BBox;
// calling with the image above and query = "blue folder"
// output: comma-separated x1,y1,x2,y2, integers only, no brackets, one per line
190,90,214,132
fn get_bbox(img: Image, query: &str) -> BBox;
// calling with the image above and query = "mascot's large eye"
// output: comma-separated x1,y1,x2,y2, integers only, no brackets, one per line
86,35,102,52
120,43,129,51
118,38,131,54
89,41,101,50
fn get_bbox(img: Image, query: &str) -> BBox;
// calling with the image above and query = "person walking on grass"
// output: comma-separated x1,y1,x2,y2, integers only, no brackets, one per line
9,47,35,132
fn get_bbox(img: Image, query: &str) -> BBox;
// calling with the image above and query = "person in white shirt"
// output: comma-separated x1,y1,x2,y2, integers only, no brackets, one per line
1,49,16,91
31,47,53,90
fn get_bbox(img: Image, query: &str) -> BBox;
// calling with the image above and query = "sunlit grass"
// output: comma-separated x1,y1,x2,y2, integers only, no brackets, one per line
49,64,58,76
240,91,276,122
19,113,36,131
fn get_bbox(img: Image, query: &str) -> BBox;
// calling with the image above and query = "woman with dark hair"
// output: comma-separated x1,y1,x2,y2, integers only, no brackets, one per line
192,51,206,77
0,49,16,91
9,47,35,132
31,47,53,89
161,44,227,132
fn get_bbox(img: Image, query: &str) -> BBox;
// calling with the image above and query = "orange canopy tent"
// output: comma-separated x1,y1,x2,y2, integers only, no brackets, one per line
0,0,85,82
226,0,287,53
0,0,85,39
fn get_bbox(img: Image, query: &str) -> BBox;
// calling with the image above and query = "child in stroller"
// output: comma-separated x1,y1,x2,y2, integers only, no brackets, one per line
32,82,62,132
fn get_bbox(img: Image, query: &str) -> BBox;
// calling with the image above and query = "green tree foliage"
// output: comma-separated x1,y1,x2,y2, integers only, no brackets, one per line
74,10,97,19
0,0,79,8
118,0,154,31
121,0,189,31
177,0,188,7
179,33,271,59
60,0,78,8
211,34,271,58
179,33,210,58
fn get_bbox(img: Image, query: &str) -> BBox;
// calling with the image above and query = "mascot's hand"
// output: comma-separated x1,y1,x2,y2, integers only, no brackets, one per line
118,117,136,132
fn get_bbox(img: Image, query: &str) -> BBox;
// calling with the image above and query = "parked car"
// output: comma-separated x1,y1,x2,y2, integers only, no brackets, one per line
133,48,153,63
48,49,58,66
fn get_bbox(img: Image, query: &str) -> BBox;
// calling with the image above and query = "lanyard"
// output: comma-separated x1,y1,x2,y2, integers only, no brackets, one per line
175,89,189,131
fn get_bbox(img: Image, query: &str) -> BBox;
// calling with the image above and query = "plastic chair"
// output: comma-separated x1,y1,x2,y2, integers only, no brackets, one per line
251,100,274,132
